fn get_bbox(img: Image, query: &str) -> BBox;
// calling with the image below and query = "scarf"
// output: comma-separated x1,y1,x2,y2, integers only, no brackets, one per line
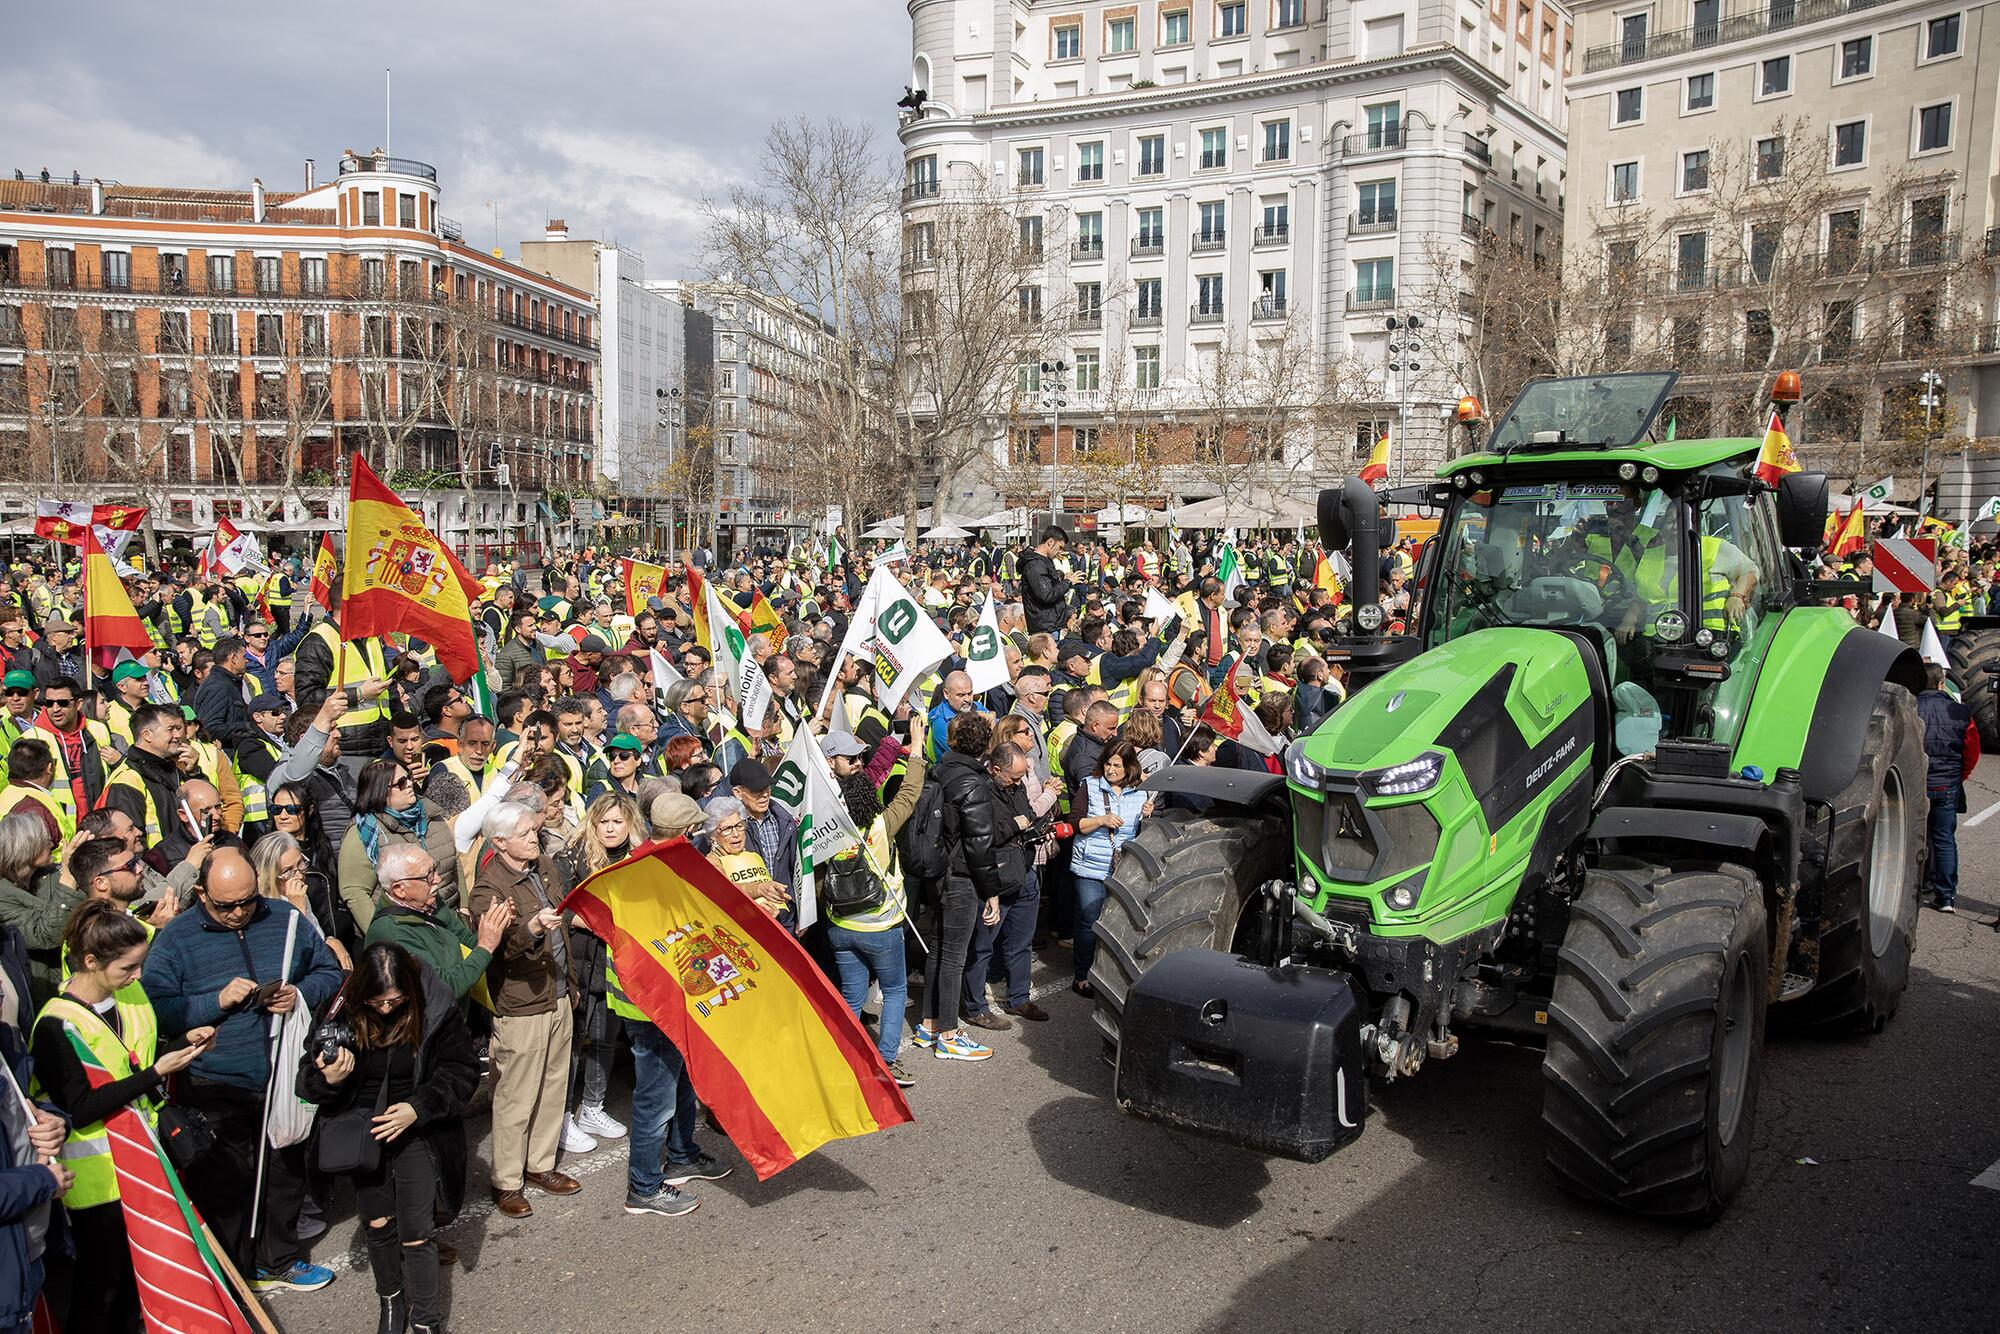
357,801,428,864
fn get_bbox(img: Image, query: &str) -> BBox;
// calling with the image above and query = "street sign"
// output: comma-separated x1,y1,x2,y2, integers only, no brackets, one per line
1872,537,1937,594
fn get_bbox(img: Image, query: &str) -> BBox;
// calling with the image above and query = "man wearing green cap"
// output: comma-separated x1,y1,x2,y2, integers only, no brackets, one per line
0,669,33,782
104,660,150,752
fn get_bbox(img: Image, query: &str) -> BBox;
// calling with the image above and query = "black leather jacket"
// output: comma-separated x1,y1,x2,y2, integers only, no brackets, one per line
935,750,1004,899
1019,551,1070,634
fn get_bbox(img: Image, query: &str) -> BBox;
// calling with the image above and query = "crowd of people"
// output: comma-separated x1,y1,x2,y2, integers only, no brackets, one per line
0,503,1990,1333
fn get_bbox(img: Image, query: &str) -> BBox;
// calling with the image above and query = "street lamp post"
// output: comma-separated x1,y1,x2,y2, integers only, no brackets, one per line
1384,315,1425,486
1917,369,1944,517
1040,358,1069,527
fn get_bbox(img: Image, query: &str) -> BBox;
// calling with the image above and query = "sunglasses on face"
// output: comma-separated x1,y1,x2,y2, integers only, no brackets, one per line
390,776,414,790
270,802,303,815
206,894,258,915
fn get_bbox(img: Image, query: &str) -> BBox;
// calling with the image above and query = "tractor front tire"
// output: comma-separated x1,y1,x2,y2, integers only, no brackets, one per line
1947,628,2000,752
1542,858,1769,1222
1782,684,1925,1034
1088,808,1289,1050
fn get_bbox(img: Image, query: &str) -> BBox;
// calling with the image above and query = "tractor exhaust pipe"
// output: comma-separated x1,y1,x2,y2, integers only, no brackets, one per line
1318,478,1384,617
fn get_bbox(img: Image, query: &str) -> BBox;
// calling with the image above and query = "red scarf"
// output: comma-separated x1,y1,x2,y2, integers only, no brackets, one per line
33,708,87,812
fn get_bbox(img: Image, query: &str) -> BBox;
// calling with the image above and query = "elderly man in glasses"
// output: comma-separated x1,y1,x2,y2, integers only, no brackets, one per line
362,841,516,1008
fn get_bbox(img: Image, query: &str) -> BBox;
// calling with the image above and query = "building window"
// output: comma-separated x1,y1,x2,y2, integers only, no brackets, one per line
1822,301,1855,360
361,257,384,295
256,313,284,356
207,254,235,294
1356,180,1397,225
1197,200,1226,244
1135,346,1161,389
1256,269,1287,316
1076,213,1104,256
1352,258,1394,304
1018,285,1042,323
1748,223,1780,281
1759,55,1790,96
1074,349,1101,391
1018,215,1043,256
1676,231,1708,289
1107,16,1135,52
1917,102,1952,153
362,192,381,226
1681,149,1710,192
1076,141,1104,182
907,155,938,198
1136,278,1163,319
1199,127,1228,169
1017,147,1045,186
1755,135,1785,180
1833,120,1866,167
1136,207,1164,247
301,314,326,355
1838,36,1872,79
398,193,417,227
208,311,236,353
1364,101,1400,148
1910,195,1948,262
1671,316,1703,362
1218,2,1248,38
1017,360,1041,396
1610,161,1639,203
1926,13,1961,58
1054,22,1080,60
158,310,188,353
44,250,75,291
1826,209,1862,271
1195,274,1225,315
1261,198,1290,239
101,308,134,351
1685,72,1713,112
1162,8,1190,44
253,256,279,295
1262,120,1291,163
1137,134,1167,176
1275,0,1306,28
1363,14,1404,56
1075,281,1103,321
1620,12,1648,59
1614,87,1642,124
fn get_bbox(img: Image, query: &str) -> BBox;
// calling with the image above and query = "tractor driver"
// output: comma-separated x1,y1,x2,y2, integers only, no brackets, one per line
1592,488,1758,644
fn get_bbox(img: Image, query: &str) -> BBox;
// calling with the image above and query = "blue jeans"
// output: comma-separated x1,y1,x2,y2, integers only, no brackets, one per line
977,868,1041,1010
827,921,908,1065
1927,784,1961,905
1073,875,1108,982
626,1020,678,1197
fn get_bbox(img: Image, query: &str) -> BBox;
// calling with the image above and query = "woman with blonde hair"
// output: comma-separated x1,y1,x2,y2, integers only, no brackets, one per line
251,832,351,970
555,792,643,1155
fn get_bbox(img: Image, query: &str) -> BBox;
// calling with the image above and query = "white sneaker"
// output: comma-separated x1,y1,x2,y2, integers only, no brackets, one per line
576,1102,628,1140
560,1114,599,1154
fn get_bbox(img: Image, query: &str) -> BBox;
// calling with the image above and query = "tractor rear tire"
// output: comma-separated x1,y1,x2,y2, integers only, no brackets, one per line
1946,629,2000,752
1542,858,1769,1222
1087,808,1289,1050
1781,684,1925,1034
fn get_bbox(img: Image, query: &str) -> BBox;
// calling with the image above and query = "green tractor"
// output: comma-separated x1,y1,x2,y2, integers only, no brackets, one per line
1099,372,1926,1221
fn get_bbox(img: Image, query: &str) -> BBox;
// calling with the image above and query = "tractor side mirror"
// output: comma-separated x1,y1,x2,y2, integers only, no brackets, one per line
1775,472,1830,548
1317,487,1349,552
1379,516,1398,548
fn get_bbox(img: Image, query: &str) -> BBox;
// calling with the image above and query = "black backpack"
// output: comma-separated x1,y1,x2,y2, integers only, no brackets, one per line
897,774,951,881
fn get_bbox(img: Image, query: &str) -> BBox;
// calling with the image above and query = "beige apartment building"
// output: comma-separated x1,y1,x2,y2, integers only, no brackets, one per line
1564,0,2000,457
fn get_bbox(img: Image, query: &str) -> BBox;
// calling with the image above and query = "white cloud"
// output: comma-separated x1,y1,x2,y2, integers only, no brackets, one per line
0,67,247,186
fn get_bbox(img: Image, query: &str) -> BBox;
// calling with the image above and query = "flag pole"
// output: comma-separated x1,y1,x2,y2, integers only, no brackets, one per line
201,1217,281,1334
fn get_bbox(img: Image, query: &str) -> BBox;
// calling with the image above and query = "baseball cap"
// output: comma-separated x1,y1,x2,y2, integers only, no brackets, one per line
249,692,289,715
1057,637,1094,664
1,670,34,690
110,661,149,686
820,733,867,760
578,635,610,654
728,757,774,792
606,733,644,754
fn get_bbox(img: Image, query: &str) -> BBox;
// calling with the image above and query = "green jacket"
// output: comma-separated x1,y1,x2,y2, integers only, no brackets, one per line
0,869,84,1009
362,901,492,1004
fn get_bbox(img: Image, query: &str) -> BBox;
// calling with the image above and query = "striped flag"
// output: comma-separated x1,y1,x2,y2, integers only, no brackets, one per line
82,525,157,670
1217,542,1246,607
63,1027,257,1333
561,839,912,1179
1753,410,1800,486
308,532,339,609
1359,430,1390,484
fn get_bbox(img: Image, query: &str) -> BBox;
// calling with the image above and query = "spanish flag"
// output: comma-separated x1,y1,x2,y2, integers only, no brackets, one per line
687,567,713,650
341,453,484,682
1753,410,1800,486
747,589,788,652
1830,498,1867,558
1314,553,1343,602
82,524,155,670
563,839,913,1178
308,532,339,609
1359,430,1390,484
1199,660,1281,755
620,557,668,618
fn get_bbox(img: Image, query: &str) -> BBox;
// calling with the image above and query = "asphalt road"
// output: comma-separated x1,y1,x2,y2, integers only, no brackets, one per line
266,786,2000,1334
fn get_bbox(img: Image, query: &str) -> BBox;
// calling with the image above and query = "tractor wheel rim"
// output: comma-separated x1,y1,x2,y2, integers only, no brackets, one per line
1716,951,1754,1147
1866,767,1908,958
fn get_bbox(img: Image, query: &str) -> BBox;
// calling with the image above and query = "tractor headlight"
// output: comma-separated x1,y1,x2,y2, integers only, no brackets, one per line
1356,603,1385,631
1384,874,1423,911
1618,462,1638,481
1694,628,1715,648
1641,466,1661,485
1285,740,1332,788
1363,752,1444,798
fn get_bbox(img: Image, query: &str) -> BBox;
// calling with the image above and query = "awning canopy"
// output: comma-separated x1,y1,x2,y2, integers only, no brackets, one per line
1173,488,1316,528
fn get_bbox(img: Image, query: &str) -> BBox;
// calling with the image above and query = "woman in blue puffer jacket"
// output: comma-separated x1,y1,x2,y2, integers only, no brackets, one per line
1068,739,1152,998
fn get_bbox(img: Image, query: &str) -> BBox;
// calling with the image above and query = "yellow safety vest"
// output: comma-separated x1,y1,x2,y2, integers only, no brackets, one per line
1,783,73,844
437,754,498,800
32,991,159,1209
824,817,906,933
1588,530,1733,631
308,624,390,732
101,765,164,842
104,698,136,749
1937,583,1970,633
28,722,109,820
234,735,280,824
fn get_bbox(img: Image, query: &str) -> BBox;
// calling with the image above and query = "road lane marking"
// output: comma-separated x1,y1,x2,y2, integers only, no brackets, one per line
1971,1160,2000,1191
1964,800,2000,829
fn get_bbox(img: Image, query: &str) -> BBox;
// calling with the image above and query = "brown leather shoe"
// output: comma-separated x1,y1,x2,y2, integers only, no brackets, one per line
435,1239,459,1266
524,1169,581,1196
1002,1000,1050,1022
492,1189,532,1218
962,1010,1013,1032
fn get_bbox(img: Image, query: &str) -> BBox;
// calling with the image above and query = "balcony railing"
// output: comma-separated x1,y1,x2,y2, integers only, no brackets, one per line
1346,290,1396,312
1189,304,1225,325
1191,231,1226,253
1251,296,1288,320
1339,126,1404,155
899,250,936,274
1074,310,1103,330
1254,223,1290,246
1464,134,1493,164
1071,239,1105,260
1584,0,1897,71
1461,214,1483,238
1349,210,1398,236
1986,226,2000,259
337,154,438,181
1130,236,1165,257
901,179,940,203
1129,311,1164,328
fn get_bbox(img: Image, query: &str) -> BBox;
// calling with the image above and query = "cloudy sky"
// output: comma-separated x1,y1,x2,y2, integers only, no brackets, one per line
4,0,908,279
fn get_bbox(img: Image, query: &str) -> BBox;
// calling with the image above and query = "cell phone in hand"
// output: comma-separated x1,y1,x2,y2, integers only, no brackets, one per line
247,979,283,1009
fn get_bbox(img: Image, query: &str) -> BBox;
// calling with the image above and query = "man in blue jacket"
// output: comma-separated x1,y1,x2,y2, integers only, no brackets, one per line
145,848,344,1293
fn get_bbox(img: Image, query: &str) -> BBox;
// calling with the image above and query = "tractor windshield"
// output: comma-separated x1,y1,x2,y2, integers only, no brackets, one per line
1485,372,1678,453
1428,481,1684,656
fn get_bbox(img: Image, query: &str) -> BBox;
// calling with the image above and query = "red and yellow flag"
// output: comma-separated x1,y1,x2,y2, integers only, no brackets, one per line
1830,499,1867,558
748,589,787,652
1313,553,1342,602
1754,410,1800,486
563,839,913,1179
341,453,484,682
620,557,669,619
309,532,339,609
82,525,155,670
687,567,713,651
1359,430,1390,484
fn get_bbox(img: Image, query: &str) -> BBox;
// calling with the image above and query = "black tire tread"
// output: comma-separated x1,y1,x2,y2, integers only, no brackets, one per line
1947,629,2000,752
